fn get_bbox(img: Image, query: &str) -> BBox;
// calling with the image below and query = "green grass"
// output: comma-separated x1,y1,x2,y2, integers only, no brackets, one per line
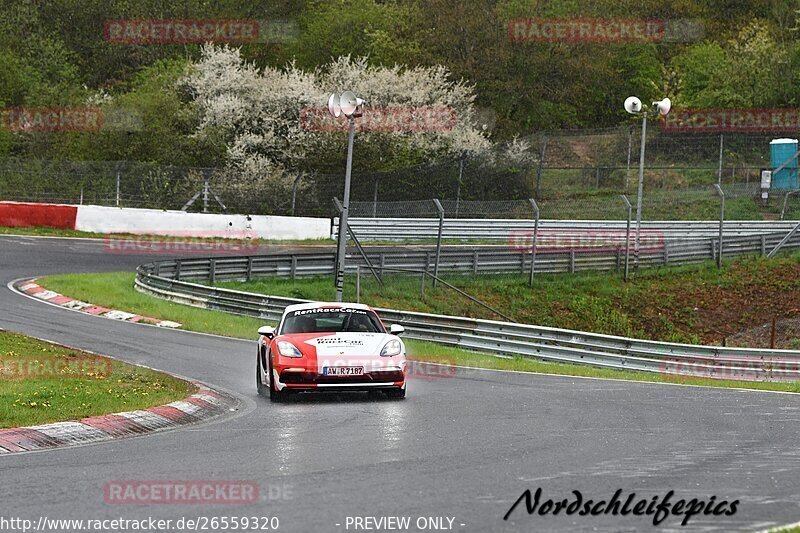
40,272,263,340
0,330,194,428
35,269,800,395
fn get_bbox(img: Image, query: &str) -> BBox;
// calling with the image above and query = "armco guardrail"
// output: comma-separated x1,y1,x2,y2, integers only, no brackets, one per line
142,230,800,280
336,218,800,242
135,237,800,382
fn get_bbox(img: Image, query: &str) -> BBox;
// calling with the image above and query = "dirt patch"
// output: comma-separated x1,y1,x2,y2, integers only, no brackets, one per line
621,257,800,348
728,316,800,349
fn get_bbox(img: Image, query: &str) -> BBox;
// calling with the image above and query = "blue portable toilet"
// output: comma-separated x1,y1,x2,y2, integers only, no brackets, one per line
770,138,799,190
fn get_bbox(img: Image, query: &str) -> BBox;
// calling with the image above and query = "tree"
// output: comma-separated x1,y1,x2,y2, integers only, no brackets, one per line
672,21,796,108
184,45,505,212
290,0,421,69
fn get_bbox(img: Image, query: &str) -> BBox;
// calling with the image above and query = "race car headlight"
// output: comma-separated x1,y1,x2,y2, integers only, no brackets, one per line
380,339,402,357
277,341,303,358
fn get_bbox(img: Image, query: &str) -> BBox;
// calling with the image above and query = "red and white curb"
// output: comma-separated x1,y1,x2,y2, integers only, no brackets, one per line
17,280,182,328
0,382,238,454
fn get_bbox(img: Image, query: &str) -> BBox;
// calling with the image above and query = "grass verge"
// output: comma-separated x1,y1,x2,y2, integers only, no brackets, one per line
39,272,262,339
0,330,194,428
36,271,800,394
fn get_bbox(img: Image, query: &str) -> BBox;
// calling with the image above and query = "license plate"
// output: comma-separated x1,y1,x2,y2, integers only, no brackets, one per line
323,366,364,376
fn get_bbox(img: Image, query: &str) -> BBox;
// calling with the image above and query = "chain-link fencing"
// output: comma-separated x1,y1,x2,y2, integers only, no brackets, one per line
0,130,797,218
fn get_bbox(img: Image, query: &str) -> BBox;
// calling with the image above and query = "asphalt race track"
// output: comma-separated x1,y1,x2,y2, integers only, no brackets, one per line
1,234,799,532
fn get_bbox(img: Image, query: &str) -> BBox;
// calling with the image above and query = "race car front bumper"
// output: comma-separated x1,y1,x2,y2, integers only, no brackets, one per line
274,367,405,391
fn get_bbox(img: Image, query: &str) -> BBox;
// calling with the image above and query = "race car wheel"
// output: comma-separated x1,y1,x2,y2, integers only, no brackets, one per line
268,350,287,402
385,387,406,400
256,348,268,396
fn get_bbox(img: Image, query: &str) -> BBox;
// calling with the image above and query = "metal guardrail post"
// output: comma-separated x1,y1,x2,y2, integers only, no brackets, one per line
625,126,632,193
114,161,124,207
290,255,297,280
209,259,216,284
621,195,632,282
290,175,303,216
528,198,539,287
535,136,547,199
420,271,425,297
332,196,347,300
175,260,181,280
432,199,445,287
356,265,360,303
372,179,378,218
202,174,209,213
455,152,465,218
633,112,648,276
781,190,799,221
246,257,253,281
713,184,725,268
771,317,777,349
711,238,717,264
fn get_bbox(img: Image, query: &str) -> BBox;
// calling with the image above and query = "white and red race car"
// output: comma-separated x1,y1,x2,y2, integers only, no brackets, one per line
256,302,407,401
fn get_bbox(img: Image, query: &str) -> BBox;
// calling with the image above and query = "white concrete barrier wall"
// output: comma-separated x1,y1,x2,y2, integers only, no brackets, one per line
75,205,331,240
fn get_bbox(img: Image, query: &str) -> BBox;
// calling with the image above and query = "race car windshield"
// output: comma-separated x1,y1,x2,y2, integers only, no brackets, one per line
280,308,384,334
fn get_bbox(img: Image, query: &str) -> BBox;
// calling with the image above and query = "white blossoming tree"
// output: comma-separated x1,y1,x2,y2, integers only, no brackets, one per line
185,44,530,213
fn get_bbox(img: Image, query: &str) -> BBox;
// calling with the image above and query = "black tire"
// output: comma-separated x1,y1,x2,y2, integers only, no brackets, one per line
267,350,287,402
256,348,268,396
385,387,406,400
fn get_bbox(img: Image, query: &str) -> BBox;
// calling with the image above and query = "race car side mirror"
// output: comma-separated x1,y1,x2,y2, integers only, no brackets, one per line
258,326,275,339
389,324,405,336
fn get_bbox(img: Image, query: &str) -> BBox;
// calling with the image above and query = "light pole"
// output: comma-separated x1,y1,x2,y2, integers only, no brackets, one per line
624,96,671,274
328,91,365,302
